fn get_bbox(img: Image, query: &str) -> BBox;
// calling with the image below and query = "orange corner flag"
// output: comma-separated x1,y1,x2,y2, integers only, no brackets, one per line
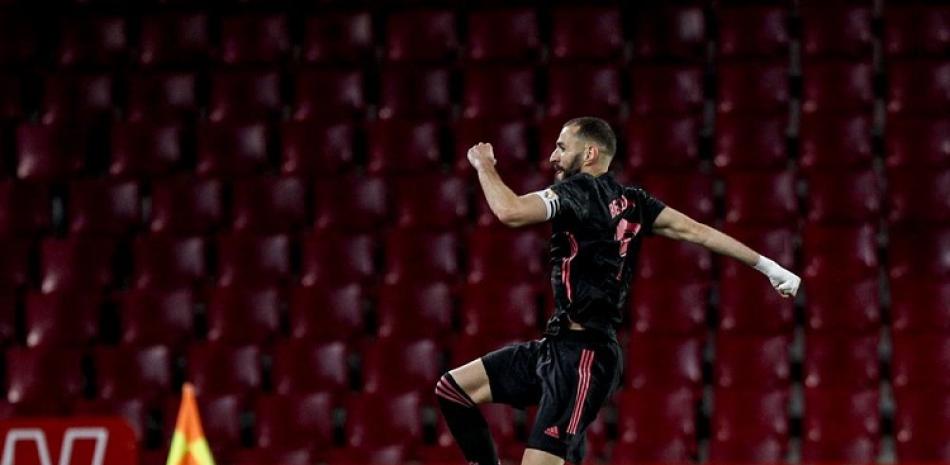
166,383,217,465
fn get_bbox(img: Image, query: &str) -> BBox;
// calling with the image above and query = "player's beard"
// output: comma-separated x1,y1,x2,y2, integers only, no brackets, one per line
554,153,584,181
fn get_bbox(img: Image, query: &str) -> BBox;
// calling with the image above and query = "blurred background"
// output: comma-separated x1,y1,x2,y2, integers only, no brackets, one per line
0,0,946,463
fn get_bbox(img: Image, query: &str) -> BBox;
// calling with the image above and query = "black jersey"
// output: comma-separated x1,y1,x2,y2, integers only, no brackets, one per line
543,172,666,338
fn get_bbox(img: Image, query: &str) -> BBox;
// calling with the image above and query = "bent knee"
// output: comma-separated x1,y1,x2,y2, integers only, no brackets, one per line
435,372,477,407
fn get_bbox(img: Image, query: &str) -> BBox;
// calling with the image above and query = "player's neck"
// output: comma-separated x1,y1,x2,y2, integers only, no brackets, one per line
581,165,610,178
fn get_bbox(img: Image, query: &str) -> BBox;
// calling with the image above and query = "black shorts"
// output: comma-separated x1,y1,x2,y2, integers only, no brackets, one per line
481,330,622,463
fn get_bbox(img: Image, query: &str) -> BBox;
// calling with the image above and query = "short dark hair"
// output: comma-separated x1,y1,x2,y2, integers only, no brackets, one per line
563,117,616,158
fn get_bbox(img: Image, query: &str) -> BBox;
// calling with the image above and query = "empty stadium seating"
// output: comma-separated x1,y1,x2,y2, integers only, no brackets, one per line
0,3,947,464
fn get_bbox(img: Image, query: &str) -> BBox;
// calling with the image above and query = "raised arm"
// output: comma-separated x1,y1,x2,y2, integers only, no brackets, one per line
652,206,801,297
467,143,550,228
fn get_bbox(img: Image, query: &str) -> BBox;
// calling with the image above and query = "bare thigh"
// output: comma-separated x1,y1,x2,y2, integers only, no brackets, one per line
448,358,493,404
521,448,565,465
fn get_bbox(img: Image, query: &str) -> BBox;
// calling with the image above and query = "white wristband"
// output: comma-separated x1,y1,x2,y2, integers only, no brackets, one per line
753,255,780,275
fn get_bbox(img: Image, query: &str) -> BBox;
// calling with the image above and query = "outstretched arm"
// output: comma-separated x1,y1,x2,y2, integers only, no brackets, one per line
652,206,801,297
468,143,550,228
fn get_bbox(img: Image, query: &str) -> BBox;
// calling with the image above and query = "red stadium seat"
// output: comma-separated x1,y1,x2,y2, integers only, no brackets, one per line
461,66,537,120
384,229,459,284
366,119,443,174
637,237,713,283
254,392,334,452
467,226,544,284
0,74,24,120
126,73,198,122
723,171,797,226
461,282,539,339
802,61,874,114
292,69,365,120
326,445,409,465
302,12,374,64
801,6,873,58
110,121,183,177
40,73,115,124
232,176,308,233
6,348,83,414
289,283,366,341
550,6,623,61
0,15,37,65
206,286,281,345
893,333,950,389
633,5,706,62
800,114,873,170
891,280,950,333
385,10,458,63
93,345,172,405
715,335,790,388
888,169,950,225
805,277,879,332
805,170,881,224
885,6,950,58
363,338,442,394
709,389,788,462
0,241,29,291
186,344,261,398
67,179,140,235
300,231,375,286
271,341,349,396
0,289,16,345
803,224,878,281
40,236,116,292
886,116,950,168
230,447,312,465
625,116,701,171
717,6,789,58
894,389,950,461
376,281,454,339
219,15,291,64
280,121,357,175
636,172,714,224
627,335,703,391
392,175,469,229
208,70,282,122
216,233,291,286
888,226,950,281
115,288,194,347
717,62,789,115
466,8,540,62
0,181,51,235
196,121,270,176
25,291,100,347
888,60,950,115
378,66,452,119
547,64,622,119
56,16,128,67
714,114,788,171
719,232,795,335
139,13,210,66
630,281,708,336
630,65,703,116
802,387,879,462
803,333,879,388
16,123,87,181
315,175,388,232
345,393,422,448
615,387,696,463
453,119,533,172
149,177,224,234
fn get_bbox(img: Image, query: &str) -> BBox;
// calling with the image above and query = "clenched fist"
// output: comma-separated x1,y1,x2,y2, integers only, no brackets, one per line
467,142,496,171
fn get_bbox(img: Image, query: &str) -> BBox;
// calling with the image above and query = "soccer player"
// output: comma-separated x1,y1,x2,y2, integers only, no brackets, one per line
434,117,801,465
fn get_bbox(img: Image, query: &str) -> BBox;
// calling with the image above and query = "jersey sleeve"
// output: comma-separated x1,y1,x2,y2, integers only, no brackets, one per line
633,187,666,234
546,174,595,221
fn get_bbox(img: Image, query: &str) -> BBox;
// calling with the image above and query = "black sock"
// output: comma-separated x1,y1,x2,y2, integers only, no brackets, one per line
435,373,500,465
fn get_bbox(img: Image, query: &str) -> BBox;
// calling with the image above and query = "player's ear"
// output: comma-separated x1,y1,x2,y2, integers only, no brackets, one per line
585,145,599,164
